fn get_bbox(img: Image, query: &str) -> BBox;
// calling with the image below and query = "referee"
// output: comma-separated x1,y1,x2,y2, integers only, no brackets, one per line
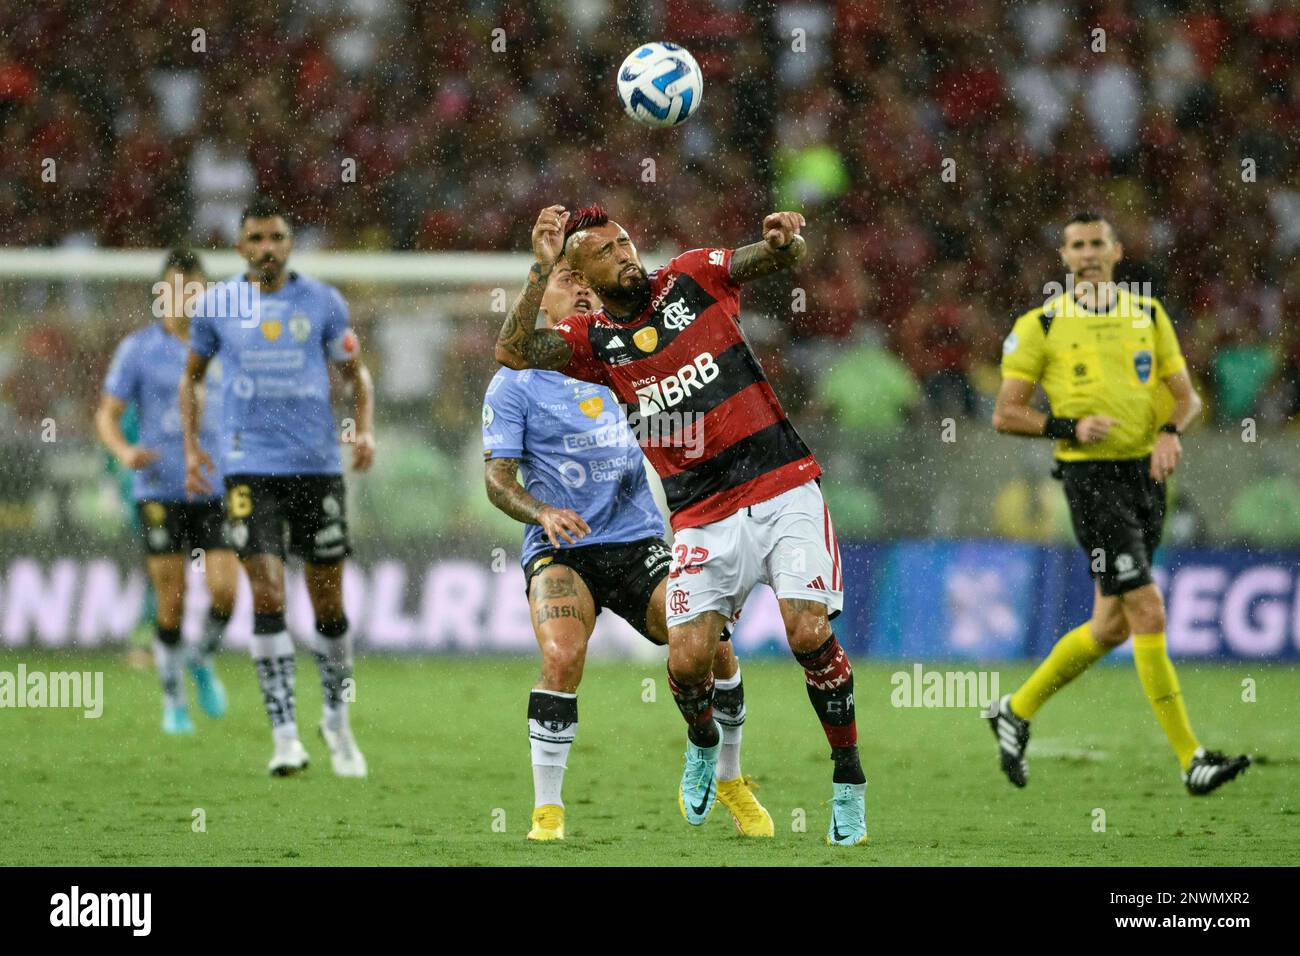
985,212,1250,796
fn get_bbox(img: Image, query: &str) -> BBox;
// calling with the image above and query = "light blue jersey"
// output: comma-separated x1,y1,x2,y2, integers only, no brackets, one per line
482,368,665,567
103,322,223,502
191,272,357,476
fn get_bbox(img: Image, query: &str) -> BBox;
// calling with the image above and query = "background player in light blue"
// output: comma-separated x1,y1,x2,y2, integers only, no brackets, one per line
95,249,239,734
483,259,769,841
181,198,376,778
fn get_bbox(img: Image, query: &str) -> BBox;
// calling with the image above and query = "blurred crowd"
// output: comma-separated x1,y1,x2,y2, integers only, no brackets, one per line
1,0,1298,543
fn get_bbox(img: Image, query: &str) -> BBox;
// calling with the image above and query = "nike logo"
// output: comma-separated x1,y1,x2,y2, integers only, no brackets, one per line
832,818,847,842
691,780,713,817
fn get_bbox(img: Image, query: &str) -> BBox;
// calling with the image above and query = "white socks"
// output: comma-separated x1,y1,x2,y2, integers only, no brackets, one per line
528,689,577,808
153,639,185,709
251,630,298,741
713,669,746,782
312,627,354,733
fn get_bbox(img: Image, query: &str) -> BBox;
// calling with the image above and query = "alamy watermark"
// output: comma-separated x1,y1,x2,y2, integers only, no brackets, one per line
151,276,263,328
0,664,103,718
564,407,707,459
1043,276,1155,325
50,886,150,936
890,663,1000,709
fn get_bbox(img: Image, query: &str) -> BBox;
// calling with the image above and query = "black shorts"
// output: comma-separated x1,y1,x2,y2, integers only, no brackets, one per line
524,536,675,644
223,474,351,564
1058,457,1166,597
136,499,229,556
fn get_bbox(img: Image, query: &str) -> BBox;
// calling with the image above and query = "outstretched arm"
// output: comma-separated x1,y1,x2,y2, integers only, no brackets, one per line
728,211,808,284
495,205,574,371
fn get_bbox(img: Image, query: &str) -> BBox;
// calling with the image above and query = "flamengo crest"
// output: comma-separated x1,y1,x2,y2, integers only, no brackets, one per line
662,297,696,331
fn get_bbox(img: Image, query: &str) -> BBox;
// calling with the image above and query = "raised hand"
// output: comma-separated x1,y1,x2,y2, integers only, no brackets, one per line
762,211,806,250
532,205,570,270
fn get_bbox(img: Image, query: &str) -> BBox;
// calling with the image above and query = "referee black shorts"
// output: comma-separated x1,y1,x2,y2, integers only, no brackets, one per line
1057,457,1166,597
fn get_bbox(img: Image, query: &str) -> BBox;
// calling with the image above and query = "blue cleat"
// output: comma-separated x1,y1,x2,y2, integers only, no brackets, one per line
826,781,868,846
188,660,227,718
677,725,721,826
162,703,195,735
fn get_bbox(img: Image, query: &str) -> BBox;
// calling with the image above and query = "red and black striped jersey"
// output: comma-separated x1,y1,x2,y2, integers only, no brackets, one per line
553,247,821,531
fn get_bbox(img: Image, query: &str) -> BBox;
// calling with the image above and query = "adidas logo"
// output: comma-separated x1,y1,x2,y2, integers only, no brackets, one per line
606,336,625,349
807,576,827,591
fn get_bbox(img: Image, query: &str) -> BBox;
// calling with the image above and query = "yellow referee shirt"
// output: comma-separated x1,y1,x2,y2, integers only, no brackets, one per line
1001,289,1185,462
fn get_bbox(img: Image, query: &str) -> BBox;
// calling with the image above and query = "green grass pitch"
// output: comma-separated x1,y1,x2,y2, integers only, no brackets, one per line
1,652,1296,866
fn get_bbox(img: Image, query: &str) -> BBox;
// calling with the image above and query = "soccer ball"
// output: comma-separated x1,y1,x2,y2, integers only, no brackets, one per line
616,42,703,127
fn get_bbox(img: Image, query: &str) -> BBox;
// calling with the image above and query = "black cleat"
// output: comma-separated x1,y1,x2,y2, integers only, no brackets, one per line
985,694,1030,787
1184,748,1251,795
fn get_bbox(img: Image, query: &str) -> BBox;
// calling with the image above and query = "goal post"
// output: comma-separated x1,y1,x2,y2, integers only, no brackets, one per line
0,248,534,284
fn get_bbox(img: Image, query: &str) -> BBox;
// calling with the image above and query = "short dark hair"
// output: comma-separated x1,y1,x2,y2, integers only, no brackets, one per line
161,248,204,276
562,204,609,251
1067,210,1104,227
240,196,291,229
1064,211,1116,241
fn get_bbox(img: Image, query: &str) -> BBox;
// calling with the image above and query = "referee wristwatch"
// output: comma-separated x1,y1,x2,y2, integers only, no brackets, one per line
1160,423,1181,436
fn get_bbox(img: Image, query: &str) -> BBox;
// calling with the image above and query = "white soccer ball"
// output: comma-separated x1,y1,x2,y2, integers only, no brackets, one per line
616,42,703,128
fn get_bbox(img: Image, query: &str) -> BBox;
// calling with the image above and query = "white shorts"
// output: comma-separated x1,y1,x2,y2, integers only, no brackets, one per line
665,479,844,628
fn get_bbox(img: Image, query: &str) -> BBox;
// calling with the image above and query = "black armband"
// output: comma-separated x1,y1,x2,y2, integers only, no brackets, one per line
1160,422,1181,436
1043,416,1079,440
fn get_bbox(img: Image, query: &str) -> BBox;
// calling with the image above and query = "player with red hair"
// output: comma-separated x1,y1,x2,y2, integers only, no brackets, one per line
496,204,867,846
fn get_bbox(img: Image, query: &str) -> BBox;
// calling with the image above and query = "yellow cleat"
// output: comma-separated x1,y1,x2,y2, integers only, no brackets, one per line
716,776,774,837
527,804,565,841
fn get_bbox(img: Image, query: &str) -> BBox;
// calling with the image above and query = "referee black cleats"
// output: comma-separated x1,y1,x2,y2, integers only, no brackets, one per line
1184,748,1251,796
985,694,1030,788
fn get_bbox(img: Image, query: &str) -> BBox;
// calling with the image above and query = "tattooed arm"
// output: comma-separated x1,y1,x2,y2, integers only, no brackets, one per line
494,262,574,370
485,457,590,547
494,204,574,370
727,211,808,284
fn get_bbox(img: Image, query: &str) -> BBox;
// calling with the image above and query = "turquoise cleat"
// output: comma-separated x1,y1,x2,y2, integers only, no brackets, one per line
677,726,721,826
826,781,868,846
188,661,228,718
162,703,195,735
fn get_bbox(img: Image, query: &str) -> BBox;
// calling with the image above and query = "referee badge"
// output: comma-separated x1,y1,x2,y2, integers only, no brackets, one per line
1134,350,1152,383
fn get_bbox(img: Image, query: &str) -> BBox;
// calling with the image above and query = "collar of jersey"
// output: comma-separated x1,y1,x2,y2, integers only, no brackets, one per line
237,270,300,288
1055,287,1131,317
594,304,652,328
